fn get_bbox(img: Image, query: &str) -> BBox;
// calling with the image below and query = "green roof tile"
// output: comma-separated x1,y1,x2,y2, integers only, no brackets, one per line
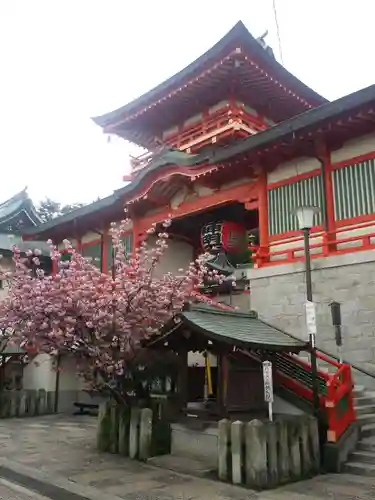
182,304,307,352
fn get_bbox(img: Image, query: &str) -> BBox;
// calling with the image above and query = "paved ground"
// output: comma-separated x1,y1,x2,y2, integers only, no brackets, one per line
0,476,51,500
0,415,372,500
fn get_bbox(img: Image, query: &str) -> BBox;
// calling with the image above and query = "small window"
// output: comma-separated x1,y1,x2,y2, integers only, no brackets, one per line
0,280,3,290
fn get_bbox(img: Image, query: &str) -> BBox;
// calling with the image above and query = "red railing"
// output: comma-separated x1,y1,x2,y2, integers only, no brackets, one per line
240,347,356,443
251,220,375,267
164,106,268,151
325,363,356,442
283,352,356,443
207,298,356,443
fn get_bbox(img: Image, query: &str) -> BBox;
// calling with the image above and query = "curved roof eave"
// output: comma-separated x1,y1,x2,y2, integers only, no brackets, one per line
91,21,326,129
23,83,375,238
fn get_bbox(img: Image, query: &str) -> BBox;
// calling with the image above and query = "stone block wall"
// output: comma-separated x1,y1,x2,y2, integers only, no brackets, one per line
247,250,375,387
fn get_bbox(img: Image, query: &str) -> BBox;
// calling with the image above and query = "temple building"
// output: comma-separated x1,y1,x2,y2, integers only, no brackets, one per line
21,21,375,464
0,189,51,296
0,189,53,391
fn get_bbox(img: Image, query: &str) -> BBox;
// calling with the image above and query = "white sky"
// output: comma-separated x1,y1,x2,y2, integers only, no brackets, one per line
0,1,374,206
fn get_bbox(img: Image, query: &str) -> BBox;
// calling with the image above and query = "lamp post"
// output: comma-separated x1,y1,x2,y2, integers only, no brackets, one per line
292,205,321,418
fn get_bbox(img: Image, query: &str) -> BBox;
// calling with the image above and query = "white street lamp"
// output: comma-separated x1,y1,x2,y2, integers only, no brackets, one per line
292,206,321,230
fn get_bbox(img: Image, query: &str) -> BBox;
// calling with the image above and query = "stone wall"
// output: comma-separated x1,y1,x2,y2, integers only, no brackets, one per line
246,250,375,387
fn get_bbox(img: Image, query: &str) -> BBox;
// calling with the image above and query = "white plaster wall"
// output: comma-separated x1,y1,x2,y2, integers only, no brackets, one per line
23,354,81,413
81,231,101,244
273,395,304,415
220,177,255,190
331,131,375,164
23,353,55,391
146,235,194,279
188,352,217,367
267,157,321,184
0,256,13,300
57,355,81,413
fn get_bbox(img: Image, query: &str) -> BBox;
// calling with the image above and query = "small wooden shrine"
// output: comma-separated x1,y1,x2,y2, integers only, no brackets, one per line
147,303,308,419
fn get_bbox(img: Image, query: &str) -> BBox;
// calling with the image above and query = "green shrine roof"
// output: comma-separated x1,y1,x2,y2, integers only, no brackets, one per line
178,304,308,352
0,189,41,234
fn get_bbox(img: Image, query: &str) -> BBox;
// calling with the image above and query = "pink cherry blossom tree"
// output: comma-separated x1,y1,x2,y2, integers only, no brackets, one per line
0,216,222,404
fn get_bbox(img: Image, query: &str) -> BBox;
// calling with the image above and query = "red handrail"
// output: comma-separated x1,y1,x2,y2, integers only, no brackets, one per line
164,106,268,149
325,363,356,442
270,219,375,248
249,223,375,267
281,353,356,442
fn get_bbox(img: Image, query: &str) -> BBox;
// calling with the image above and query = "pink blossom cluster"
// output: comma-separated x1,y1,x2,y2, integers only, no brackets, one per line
0,216,222,395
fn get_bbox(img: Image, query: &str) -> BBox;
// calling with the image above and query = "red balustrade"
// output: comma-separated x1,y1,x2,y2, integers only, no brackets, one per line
325,363,356,442
250,220,375,267
164,106,268,151
239,347,356,443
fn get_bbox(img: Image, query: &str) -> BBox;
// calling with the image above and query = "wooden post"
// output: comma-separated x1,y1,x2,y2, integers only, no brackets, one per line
101,227,109,273
177,349,188,413
245,419,268,489
231,420,244,484
315,139,336,253
218,419,230,481
139,408,153,460
51,259,58,276
257,169,269,266
218,352,229,416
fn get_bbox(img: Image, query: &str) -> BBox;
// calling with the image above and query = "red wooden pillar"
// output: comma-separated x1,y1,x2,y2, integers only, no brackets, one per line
51,259,58,276
316,140,336,253
132,219,140,251
76,236,82,253
257,169,269,266
101,227,109,273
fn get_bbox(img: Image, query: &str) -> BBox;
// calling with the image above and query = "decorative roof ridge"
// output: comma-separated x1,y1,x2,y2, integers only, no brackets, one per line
0,187,29,209
185,301,259,319
92,20,326,129
0,188,42,227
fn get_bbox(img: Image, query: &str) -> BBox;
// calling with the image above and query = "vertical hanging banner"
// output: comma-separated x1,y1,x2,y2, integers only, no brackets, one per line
262,360,274,421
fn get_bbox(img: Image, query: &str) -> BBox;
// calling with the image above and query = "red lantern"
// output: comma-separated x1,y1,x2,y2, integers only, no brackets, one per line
201,221,247,254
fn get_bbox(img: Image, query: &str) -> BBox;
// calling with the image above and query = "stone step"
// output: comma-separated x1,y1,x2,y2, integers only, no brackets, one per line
353,385,366,397
354,404,375,415
357,437,375,452
357,414,375,426
343,461,375,476
353,395,375,407
360,423,375,438
350,450,375,465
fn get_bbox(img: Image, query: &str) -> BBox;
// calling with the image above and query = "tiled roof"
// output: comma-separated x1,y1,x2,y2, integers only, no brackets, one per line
182,304,307,352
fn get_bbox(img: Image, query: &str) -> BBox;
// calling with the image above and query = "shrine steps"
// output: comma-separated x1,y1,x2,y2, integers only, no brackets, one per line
343,386,375,476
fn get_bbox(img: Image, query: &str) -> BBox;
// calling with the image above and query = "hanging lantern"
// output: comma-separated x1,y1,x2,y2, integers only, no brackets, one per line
201,221,247,254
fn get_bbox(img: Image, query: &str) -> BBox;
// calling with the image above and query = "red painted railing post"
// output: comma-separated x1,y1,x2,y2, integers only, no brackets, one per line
325,364,356,442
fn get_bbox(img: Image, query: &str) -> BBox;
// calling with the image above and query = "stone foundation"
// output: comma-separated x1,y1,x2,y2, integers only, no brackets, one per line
171,422,218,466
246,249,375,387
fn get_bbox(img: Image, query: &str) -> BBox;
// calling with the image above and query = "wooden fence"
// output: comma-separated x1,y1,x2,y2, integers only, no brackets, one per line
218,416,320,489
96,402,170,461
0,389,55,418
